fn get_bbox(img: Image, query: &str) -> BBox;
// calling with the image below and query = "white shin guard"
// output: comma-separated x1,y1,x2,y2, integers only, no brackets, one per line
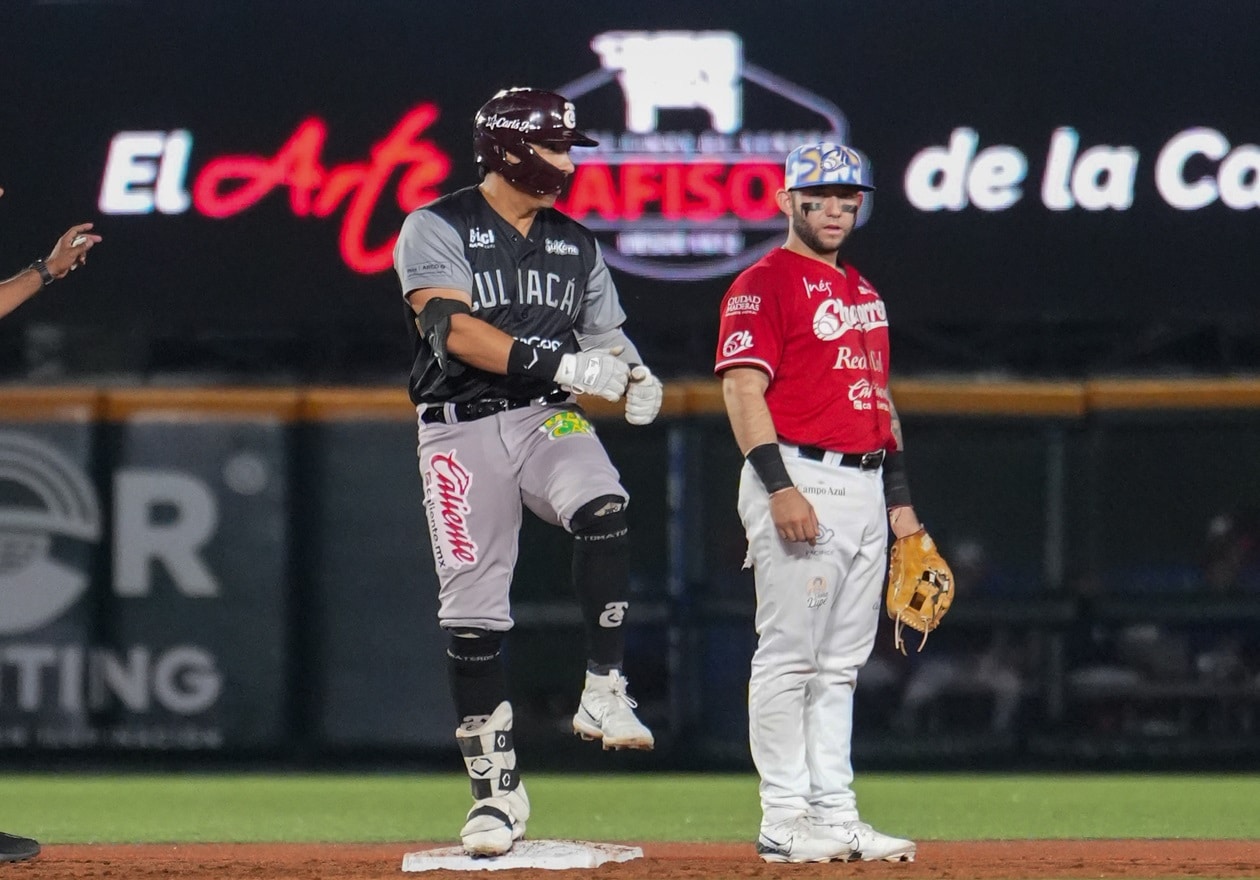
456,701,530,856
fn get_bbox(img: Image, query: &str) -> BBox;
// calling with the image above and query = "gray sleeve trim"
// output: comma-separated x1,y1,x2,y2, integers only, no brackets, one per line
394,210,473,299
575,241,628,335
574,327,643,365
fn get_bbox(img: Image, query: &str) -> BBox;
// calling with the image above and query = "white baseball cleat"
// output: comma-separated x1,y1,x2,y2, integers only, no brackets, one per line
756,816,855,863
572,669,655,750
816,819,916,862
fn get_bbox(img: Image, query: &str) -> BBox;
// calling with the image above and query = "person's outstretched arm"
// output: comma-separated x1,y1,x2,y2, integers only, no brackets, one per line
0,187,102,319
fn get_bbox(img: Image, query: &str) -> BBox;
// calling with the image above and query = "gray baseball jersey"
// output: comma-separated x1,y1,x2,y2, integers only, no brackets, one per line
395,185,627,405
393,185,630,630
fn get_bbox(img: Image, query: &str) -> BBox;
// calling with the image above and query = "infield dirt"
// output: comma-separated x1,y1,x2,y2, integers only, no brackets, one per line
8,840,1259,879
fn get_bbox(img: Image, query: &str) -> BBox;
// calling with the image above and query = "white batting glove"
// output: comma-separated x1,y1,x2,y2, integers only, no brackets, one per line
625,364,663,425
554,347,630,402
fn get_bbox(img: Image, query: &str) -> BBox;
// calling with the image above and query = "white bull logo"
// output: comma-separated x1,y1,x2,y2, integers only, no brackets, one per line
591,30,743,135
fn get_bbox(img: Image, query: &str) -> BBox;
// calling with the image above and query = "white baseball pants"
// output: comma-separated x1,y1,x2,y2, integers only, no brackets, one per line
738,445,887,827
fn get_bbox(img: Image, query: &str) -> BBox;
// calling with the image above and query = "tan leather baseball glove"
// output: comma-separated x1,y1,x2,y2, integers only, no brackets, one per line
885,528,955,653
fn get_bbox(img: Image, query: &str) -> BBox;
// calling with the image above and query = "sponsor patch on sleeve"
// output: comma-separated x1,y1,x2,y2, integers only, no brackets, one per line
405,261,451,282
724,293,762,316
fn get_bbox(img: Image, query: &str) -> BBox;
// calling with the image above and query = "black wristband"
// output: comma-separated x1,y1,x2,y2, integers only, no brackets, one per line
882,450,913,509
746,443,794,495
29,259,54,286
506,340,564,379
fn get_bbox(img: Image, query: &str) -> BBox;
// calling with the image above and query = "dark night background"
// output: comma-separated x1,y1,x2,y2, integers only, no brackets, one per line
1,0,1257,380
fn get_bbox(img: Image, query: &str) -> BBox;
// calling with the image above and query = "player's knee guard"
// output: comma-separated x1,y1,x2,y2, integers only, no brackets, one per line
570,494,629,544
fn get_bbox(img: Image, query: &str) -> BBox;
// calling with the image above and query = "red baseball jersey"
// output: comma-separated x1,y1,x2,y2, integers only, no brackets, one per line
714,247,894,453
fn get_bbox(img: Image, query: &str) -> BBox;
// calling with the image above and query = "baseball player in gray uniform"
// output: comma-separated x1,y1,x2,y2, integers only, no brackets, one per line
392,87,664,857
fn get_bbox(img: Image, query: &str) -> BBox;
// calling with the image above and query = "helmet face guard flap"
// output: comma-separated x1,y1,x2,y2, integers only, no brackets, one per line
474,87,598,196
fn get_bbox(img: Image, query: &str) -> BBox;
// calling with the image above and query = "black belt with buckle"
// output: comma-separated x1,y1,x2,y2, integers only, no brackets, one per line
797,445,886,470
420,388,569,425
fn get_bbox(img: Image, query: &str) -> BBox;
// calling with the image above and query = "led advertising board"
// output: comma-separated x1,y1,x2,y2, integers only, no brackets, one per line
0,1,1255,376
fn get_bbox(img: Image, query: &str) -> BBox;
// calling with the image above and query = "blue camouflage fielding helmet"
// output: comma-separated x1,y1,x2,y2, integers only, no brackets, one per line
784,142,875,192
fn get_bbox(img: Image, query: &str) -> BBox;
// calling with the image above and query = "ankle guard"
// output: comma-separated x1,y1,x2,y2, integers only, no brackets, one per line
455,700,520,800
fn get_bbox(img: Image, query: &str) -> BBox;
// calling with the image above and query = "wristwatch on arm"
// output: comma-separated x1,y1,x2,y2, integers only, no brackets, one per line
28,258,54,286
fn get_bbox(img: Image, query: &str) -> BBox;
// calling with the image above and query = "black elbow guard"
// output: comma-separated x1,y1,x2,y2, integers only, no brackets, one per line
416,297,472,376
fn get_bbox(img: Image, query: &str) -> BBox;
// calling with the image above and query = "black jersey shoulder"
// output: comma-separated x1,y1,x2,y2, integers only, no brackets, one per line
422,186,600,263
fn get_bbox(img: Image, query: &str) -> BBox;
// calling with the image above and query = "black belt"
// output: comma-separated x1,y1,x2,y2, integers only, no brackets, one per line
797,445,886,471
420,389,569,425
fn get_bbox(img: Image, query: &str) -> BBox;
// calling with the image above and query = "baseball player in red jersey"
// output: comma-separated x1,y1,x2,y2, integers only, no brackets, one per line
392,88,663,858
715,142,925,863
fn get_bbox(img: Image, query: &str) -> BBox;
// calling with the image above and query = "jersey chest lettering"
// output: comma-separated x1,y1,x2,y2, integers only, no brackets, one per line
469,264,580,317
833,345,884,372
801,269,889,378
810,297,888,341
